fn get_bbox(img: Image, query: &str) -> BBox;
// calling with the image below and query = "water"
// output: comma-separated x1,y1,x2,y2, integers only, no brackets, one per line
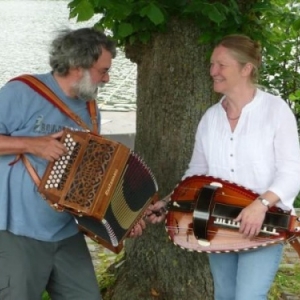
0,0,137,109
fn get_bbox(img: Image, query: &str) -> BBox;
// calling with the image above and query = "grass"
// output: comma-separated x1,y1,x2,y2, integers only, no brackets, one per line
269,264,300,299
41,252,299,300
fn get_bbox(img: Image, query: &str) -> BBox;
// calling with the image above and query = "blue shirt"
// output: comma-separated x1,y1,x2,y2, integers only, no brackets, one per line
0,73,101,241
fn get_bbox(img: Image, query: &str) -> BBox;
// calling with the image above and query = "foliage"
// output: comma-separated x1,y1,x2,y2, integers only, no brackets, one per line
294,194,300,208
42,291,51,300
67,0,273,45
95,250,124,297
67,0,300,117
259,1,300,125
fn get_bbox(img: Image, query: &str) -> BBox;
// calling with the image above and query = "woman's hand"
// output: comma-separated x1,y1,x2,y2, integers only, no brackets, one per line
234,199,268,239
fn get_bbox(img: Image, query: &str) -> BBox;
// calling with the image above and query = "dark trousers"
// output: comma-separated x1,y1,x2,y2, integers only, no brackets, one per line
0,230,101,300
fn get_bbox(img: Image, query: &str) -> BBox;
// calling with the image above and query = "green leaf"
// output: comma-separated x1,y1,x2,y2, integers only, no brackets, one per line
202,4,226,24
138,31,151,44
68,0,82,9
183,1,203,14
293,18,300,31
140,3,164,25
118,22,134,38
68,0,94,22
252,2,274,12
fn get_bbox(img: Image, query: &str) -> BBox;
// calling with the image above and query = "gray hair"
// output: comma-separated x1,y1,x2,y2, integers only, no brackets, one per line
49,27,116,76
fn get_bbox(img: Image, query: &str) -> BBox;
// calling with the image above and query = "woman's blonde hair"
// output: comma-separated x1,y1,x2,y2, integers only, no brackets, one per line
216,34,262,83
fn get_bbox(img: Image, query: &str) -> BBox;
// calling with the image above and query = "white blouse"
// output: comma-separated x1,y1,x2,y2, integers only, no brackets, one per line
184,89,300,211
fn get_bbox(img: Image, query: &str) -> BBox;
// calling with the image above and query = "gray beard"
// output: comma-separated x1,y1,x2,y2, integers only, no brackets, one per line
77,87,98,101
73,71,104,101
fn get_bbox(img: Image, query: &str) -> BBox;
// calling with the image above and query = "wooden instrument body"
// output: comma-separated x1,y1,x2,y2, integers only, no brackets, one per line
39,129,130,219
166,175,300,253
38,129,158,253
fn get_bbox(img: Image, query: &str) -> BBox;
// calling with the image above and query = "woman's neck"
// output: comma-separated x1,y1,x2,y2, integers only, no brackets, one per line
223,86,257,123
225,86,257,111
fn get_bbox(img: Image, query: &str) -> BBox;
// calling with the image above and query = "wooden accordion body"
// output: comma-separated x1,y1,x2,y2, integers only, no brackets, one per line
38,129,158,253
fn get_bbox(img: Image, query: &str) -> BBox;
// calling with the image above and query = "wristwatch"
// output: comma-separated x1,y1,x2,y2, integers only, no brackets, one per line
258,196,270,208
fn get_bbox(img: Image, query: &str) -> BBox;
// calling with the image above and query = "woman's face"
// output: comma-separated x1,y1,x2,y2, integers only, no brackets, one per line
210,45,247,95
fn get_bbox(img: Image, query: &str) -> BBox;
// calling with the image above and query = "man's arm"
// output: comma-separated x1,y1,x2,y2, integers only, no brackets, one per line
0,131,67,161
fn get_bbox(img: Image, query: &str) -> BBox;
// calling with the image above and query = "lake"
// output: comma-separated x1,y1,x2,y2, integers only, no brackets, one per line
0,0,137,108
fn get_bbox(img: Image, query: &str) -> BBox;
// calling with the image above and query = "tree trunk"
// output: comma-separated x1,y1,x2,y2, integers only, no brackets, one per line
109,18,216,300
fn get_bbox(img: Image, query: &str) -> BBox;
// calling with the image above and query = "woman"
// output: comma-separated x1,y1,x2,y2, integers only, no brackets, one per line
148,34,300,299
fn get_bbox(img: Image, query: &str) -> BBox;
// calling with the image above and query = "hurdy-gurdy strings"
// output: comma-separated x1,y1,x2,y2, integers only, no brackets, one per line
166,175,300,255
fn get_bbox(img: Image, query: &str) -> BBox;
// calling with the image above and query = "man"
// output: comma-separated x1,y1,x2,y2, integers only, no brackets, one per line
0,27,142,300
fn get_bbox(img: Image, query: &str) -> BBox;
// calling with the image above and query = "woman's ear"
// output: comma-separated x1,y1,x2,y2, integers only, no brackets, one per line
242,63,254,77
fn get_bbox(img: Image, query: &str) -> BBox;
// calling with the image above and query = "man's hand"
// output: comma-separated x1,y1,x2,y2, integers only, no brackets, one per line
27,131,68,161
129,219,146,238
145,200,168,224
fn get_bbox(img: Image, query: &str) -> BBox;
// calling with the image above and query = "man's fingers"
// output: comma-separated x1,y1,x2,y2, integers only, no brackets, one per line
50,131,64,139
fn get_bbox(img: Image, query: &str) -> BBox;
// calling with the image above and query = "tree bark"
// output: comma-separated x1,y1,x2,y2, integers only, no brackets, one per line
108,18,216,300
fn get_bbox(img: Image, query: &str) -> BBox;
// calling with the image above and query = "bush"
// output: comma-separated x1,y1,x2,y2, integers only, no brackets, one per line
42,292,50,300
294,194,300,208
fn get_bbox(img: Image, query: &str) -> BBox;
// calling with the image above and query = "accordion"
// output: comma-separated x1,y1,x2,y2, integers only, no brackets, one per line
38,128,158,253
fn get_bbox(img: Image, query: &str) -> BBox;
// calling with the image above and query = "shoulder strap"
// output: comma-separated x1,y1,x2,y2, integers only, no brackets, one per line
10,74,99,133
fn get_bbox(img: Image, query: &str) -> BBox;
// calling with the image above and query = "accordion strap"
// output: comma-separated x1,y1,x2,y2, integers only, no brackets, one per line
21,154,41,186
10,74,99,133
9,74,99,187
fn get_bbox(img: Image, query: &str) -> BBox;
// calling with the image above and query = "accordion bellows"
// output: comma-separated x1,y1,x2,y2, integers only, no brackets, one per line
38,129,158,253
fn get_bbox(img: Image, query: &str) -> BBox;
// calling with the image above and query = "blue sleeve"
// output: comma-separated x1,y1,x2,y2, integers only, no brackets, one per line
0,81,26,135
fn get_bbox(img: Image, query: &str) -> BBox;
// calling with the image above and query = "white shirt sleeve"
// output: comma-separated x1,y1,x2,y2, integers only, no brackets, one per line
267,100,300,209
